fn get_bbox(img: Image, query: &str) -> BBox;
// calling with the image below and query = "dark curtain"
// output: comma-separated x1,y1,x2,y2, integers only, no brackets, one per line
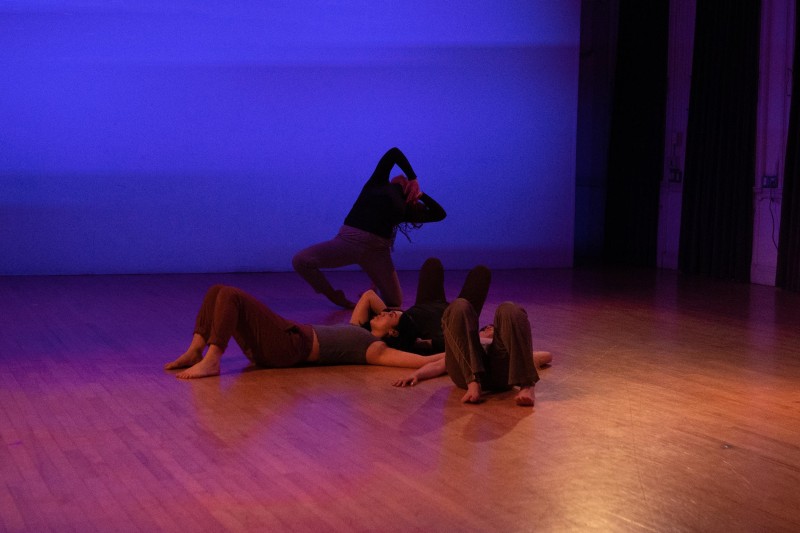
776,2,800,291
678,1,761,281
603,0,669,266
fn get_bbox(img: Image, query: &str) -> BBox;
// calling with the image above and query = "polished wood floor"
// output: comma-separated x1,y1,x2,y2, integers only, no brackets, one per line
1,267,799,532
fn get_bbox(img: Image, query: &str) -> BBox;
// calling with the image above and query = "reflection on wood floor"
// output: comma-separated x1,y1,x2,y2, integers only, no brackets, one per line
1,267,799,532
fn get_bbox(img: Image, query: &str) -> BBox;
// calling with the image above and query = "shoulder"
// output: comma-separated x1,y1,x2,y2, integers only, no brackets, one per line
366,339,388,354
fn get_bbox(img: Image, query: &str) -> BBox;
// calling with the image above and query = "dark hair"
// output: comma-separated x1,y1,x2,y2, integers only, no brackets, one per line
384,312,419,351
395,221,423,241
390,222,423,250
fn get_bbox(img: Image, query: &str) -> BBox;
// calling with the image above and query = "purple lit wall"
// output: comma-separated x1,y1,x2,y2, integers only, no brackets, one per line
1,1,581,274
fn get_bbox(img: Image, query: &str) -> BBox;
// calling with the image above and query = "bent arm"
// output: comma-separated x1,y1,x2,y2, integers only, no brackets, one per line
350,290,387,326
405,193,447,223
366,343,444,368
366,147,418,186
392,174,421,204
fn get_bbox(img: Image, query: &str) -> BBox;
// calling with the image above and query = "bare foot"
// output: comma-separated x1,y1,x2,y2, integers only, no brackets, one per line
326,289,355,309
164,349,202,370
175,356,220,379
515,386,535,407
533,351,553,368
461,381,483,404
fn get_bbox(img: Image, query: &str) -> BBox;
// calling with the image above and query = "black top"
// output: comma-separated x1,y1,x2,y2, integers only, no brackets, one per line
343,147,446,239
396,301,448,354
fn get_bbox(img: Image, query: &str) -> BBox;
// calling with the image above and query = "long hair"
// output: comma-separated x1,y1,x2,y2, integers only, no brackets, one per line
391,221,423,248
384,312,419,352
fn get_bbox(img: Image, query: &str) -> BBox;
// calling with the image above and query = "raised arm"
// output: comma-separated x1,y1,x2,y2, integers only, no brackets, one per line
366,147,418,186
350,289,387,326
404,193,447,223
391,172,446,221
391,174,422,204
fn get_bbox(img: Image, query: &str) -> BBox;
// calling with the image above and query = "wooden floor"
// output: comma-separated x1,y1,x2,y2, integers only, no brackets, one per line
1,267,800,532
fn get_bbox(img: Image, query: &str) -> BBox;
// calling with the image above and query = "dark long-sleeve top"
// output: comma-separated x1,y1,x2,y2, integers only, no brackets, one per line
343,147,446,240
403,301,448,353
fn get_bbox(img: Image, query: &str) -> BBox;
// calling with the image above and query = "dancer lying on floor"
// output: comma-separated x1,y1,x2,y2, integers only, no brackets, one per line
382,260,552,406
353,256,551,367
351,256,490,355
165,284,441,379
391,296,545,407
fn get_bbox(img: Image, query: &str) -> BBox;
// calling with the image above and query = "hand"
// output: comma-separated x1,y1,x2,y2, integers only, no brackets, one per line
391,174,421,204
403,178,421,204
392,374,419,387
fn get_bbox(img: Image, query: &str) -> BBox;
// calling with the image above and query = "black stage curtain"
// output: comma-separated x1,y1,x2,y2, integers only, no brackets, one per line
603,0,669,266
678,1,760,281
776,2,800,291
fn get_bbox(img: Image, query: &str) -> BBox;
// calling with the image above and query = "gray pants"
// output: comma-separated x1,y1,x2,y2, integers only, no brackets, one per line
292,225,402,307
442,298,539,391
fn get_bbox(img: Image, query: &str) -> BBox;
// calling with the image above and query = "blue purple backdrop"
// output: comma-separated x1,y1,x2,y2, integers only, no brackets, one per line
1,1,581,274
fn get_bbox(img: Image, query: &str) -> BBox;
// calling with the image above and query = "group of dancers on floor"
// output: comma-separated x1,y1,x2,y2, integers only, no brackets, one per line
165,148,551,406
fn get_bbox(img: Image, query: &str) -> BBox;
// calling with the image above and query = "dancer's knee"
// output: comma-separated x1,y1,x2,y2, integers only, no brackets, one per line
215,285,241,301
472,265,491,279
495,301,528,324
292,251,315,272
448,297,473,315
443,298,477,326
206,284,229,299
421,257,443,270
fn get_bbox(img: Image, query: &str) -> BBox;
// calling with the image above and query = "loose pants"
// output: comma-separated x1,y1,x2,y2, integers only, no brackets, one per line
442,298,539,391
194,285,314,368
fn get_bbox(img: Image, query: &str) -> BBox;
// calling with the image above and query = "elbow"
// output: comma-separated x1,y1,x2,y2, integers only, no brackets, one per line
385,147,403,158
427,210,446,223
416,197,446,222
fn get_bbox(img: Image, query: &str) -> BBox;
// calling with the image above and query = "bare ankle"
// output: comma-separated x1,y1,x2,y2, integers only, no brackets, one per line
515,386,535,407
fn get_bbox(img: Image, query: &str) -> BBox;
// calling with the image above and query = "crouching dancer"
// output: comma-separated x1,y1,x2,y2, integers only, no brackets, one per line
392,298,540,406
165,284,441,379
